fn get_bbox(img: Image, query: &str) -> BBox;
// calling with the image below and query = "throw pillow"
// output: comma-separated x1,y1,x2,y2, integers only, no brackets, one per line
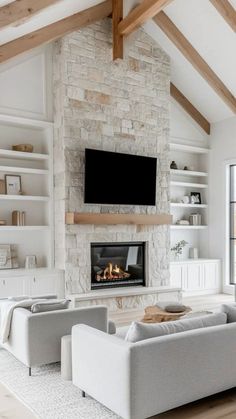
221,304,236,322
125,312,227,343
31,299,70,313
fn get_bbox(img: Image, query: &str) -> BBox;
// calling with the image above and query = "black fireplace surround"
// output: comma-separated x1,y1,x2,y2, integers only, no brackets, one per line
91,242,145,289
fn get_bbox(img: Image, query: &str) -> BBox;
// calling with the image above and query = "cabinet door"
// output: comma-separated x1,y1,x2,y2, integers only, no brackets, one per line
203,262,220,290
170,265,183,288
0,276,26,298
184,264,202,291
29,275,56,297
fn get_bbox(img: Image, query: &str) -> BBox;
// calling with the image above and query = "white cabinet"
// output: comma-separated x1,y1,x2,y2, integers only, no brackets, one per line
170,259,221,296
0,276,27,298
0,269,64,299
170,265,182,288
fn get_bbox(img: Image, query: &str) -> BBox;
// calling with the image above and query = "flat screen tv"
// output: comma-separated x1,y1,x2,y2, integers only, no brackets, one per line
84,148,157,206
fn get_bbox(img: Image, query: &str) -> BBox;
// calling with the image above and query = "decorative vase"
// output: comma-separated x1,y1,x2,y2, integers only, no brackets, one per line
170,161,178,170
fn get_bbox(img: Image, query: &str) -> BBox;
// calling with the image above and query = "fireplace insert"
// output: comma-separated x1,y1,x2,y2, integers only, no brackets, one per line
91,242,145,289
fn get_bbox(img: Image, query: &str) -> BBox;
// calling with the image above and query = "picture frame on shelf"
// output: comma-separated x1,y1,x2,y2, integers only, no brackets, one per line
0,245,12,269
5,174,22,195
0,179,5,194
190,192,201,204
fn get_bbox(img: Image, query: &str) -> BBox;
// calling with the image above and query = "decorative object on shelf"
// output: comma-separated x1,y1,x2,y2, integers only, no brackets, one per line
5,175,22,195
25,255,37,269
170,161,178,169
0,245,12,269
180,195,190,204
189,247,199,259
12,144,34,153
189,213,202,225
11,245,19,268
0,179,5,194
176,220,190,225
12,211,26,226
190,192,201,204
0,220,6,226
171,240,188,261
183,166,189,170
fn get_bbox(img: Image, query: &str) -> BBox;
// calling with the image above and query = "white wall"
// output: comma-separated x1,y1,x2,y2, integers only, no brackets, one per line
0,45,52,121
209,116,236,293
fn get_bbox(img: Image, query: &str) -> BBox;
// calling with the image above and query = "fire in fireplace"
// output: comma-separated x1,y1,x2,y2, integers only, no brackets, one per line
91,242,145,289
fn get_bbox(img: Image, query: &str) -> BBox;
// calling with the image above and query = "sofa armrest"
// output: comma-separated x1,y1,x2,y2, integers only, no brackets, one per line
72,324,132,419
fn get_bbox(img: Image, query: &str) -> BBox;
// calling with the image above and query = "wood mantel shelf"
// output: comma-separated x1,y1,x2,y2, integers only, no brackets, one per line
65,212,172,225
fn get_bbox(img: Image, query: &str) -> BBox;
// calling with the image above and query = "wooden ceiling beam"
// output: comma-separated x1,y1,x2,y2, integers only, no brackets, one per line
112,0,123,60
118,0,172,36
170,83,211,135
0,0,112,63
210,0,236,32
0,0,59,30
154,11,236,113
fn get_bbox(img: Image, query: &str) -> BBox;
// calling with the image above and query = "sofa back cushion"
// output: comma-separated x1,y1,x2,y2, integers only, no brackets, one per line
31,299,70,313
125,312,227,343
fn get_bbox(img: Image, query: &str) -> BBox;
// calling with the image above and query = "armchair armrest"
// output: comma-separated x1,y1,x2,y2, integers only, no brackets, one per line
72,324,131,419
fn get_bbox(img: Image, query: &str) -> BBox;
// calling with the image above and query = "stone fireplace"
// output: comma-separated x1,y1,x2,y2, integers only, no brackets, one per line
91,242,145,290
53,18,177,309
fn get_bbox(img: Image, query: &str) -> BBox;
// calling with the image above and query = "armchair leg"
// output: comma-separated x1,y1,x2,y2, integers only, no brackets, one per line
82,391,86,398
29,367,31,377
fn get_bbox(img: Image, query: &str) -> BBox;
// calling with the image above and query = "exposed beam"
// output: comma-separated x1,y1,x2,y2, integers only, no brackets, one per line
0,0,112,64
210,0,236,32
112,0,123,60
0,0,59,30
118,0,172,36
154,11,236,113
170,83,211,135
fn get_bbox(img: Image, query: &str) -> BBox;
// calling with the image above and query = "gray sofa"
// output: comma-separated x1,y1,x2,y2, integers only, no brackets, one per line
3,305,113,375
72,310,236,419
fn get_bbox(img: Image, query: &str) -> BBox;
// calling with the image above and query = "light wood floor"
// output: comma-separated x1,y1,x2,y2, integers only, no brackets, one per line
110,293,235,326
0,293,235,419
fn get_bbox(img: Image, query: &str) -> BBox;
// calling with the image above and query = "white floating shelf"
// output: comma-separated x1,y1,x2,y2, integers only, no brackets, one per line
0,226,50,231
171,203,208,208
171,169,208,177
0,194,49,202
0,149,49,161
170,143,209,154
0,165,49,175
171,225,208,230
170,181,208,189
0,114,53,130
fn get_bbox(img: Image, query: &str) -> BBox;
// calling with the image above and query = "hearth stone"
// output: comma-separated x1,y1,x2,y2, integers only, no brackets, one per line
68,287,182,311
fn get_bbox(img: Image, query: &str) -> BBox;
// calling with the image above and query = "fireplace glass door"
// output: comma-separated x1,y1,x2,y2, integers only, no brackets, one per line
91,242,145,289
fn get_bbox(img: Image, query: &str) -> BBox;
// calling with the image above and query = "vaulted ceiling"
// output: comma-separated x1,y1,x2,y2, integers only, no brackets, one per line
0,0,235,124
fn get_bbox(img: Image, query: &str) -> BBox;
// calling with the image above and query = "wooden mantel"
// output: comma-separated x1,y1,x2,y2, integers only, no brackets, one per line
65,212,172,225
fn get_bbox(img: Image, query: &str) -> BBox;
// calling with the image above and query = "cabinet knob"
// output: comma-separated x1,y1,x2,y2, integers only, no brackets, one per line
33,277,36,283
3,280,5,286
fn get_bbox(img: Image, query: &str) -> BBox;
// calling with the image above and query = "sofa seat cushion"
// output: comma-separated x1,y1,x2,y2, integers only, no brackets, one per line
31,299,70,313
125,312,227,343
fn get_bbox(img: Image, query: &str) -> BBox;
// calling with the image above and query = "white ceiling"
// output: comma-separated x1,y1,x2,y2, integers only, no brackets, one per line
0,0,235,123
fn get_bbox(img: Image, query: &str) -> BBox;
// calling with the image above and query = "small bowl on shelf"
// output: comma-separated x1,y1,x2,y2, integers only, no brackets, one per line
12,144,34,153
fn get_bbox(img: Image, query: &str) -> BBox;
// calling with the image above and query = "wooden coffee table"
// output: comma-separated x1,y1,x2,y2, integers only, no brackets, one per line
142,305,192,323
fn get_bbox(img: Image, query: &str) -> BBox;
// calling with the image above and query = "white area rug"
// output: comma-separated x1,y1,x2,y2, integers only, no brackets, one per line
0,349,119,419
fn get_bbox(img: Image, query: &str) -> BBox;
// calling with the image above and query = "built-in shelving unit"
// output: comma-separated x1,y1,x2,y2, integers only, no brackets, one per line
170,181,208,189
170,140,209,260
0,113,53,269
170,169,208,177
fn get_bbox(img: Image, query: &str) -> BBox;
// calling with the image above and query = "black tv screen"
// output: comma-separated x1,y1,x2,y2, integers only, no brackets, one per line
84,149,157,206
